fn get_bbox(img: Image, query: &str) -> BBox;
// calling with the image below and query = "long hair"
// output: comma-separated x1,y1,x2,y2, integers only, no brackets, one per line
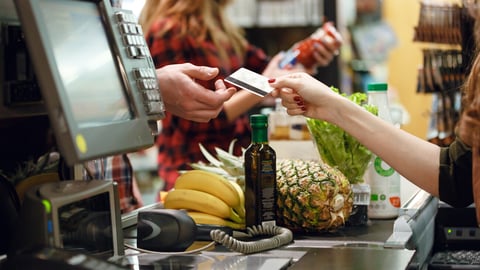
459,3,480,225
459,55,480,147
138,0,247,64
459,4,480,146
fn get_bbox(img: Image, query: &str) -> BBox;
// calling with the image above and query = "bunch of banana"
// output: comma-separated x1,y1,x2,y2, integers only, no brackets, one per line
163,170,246,229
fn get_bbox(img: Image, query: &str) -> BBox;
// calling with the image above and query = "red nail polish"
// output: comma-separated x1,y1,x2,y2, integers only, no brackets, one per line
301,106,307,111
294,96,302,102
268,78,276,83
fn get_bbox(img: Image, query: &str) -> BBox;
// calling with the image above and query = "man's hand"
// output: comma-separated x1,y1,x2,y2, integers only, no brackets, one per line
156,63,236,122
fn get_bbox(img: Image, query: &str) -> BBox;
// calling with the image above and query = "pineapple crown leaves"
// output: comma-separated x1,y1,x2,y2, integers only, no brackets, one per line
214,147,244,176
187,163,229,175
191,139,245,180
198,143,223,167
199,139,243,162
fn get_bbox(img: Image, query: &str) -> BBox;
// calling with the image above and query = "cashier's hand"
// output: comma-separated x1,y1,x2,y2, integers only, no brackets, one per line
156,63,236,122
269,72,343,122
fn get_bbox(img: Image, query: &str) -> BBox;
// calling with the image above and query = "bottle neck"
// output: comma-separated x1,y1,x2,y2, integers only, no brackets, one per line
368,91,392,122
252,126,268,144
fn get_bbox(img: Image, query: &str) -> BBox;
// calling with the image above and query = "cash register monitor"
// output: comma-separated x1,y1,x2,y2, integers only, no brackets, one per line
14,0,165,165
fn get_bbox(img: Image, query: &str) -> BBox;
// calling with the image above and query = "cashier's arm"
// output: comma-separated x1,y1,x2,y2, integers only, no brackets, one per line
331,96,441,196
269,72,441,197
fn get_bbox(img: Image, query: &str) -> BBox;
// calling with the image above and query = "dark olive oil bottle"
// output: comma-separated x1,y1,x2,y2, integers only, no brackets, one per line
244,114,277,227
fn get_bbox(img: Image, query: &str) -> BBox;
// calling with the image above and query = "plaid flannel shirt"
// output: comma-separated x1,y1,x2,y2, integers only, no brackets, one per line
146,18,269,191
83,154,138,213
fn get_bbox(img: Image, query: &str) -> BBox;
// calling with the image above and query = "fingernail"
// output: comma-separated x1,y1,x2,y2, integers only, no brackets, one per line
268,78,276,83
301,106,307,111
296,101,304,106
293,96,302,102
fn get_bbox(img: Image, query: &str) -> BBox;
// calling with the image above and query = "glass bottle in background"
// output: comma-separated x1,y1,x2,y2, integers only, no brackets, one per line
244,114,277,227
365,83,401,219
268,98,290,140
289,115,311,140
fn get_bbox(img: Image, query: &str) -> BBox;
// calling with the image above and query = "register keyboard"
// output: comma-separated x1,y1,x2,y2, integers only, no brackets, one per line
429,250,480,269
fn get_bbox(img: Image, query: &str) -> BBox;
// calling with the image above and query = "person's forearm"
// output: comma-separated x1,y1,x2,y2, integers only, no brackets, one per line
223,90,263,122
330,98,441,196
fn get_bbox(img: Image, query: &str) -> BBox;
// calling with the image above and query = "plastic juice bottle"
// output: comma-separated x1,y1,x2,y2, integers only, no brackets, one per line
244,114,277,227
366,83,401,219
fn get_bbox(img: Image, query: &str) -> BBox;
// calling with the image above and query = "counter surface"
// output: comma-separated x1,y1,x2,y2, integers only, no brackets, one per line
122,219,416,269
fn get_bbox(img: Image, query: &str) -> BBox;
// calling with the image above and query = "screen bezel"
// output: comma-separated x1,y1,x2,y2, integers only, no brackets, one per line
14,0,154,165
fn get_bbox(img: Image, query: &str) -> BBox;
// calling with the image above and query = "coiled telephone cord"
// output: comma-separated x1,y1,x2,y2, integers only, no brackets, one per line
210,224,293,254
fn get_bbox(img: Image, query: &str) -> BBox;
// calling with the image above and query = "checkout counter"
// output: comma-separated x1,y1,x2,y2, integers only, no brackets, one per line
116,189,437,270
3,177,477,270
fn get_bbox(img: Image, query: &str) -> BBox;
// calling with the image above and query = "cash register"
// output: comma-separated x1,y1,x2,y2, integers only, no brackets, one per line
1,0,164,268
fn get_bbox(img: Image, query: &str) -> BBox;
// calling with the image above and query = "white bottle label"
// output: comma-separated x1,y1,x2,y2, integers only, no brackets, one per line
367,156,401,219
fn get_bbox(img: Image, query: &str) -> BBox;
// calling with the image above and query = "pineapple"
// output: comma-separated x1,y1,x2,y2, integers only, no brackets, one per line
276,159,353,232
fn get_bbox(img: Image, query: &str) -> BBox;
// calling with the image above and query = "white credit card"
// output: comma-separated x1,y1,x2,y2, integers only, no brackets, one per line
225,67,273,97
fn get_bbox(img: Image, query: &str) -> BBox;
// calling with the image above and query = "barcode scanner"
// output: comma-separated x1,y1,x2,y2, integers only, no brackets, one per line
136,209,233,252
136,209,197,252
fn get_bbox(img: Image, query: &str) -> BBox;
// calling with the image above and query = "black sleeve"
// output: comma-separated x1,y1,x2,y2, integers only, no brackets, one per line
439,138,473,207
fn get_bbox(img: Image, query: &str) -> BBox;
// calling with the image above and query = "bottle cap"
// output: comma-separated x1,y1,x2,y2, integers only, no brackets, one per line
367,83,388,92
250,114,268,128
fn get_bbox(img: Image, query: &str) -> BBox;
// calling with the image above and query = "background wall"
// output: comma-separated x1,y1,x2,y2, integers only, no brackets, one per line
383,0,463,139
383,0,431,139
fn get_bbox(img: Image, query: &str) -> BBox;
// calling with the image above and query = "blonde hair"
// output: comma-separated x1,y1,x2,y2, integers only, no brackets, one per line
138,0,247,64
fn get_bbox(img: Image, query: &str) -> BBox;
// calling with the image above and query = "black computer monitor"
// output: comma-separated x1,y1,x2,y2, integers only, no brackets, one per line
14,0,165,165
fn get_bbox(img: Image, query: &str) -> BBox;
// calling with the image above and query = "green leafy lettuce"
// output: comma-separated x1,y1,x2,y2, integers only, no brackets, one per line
306,87,378,184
